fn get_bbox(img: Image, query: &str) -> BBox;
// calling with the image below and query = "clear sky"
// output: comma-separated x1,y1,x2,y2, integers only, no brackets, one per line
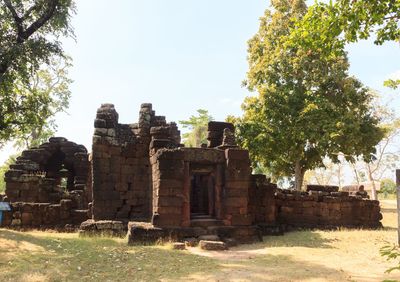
0,0,399,164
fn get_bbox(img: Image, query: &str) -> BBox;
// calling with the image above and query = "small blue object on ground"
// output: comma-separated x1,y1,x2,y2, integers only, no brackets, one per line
0,202,11,211
0,202,11,225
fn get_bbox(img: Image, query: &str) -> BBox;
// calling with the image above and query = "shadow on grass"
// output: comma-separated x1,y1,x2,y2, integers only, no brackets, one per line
0,229,350,281
178,253,350,281
0,229,218,281
235,230,336,251
0,228,121,254
381,226,398,232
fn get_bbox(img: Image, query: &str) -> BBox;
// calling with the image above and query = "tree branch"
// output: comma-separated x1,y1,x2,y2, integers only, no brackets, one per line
383,14,400,21
20,0,59,42
371,137,390,175
0,0,59,78
3,0,24,38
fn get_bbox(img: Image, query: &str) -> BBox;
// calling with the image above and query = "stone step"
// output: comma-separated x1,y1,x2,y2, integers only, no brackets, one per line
206,225,234,236
190,213,211,219
198,234,220,241
190,218,224,228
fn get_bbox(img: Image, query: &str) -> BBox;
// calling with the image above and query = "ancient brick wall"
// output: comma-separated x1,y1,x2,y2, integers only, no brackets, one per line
222,149,253,226
1,201,88,229
92,103,180,221
248,174,277,225
275,188,382,229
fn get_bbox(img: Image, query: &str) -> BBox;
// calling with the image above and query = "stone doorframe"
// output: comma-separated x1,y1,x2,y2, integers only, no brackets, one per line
181,162,224,227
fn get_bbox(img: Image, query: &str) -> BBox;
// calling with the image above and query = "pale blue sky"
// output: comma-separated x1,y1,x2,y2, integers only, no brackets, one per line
1,0,399,162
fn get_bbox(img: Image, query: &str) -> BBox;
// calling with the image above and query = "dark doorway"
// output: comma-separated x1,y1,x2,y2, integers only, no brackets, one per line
190,173,215,217
44,149,75,191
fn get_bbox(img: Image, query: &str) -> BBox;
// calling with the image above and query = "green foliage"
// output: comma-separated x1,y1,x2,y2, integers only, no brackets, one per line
0,164,7,193
384,79,400,90
381,243,400,273
13,56,72,150
179,109,213,147
236,0,384,189
303,0,400,46
0,154,18,193
0,0,76,146
380,178,397,195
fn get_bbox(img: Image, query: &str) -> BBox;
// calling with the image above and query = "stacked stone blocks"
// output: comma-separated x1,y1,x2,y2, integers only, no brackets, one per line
275,186,382,229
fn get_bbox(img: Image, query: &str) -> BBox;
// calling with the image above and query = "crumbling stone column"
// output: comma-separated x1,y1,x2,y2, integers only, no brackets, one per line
223,148,253,226
151,149,185,227
207,122,235,148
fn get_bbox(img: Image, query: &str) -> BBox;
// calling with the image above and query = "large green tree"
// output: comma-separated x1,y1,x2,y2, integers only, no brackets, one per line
179,109,213,147
0,0,75,145
237,0,384,190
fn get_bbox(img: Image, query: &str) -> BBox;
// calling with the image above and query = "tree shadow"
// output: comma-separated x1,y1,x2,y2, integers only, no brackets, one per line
0,229,217,281
181,253,350,281
0,228,120,253
233,230,336,251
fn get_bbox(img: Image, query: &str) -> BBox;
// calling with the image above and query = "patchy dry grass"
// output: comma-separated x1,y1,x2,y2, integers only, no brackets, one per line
1,200,400,281
0,231,218,281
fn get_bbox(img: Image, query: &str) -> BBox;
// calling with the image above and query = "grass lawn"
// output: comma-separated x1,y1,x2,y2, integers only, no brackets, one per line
1,201,400,282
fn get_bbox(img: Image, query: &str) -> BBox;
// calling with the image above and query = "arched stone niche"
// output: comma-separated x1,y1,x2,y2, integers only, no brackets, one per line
4,137,90,208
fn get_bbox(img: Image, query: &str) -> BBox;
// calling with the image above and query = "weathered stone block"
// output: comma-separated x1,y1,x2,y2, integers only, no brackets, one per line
199,240,228,251
225,149,249,160
224,197,247,207
172,242,186,250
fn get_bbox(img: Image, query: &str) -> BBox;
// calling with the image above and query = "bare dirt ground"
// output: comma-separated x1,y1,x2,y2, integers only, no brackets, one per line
179,199,400,282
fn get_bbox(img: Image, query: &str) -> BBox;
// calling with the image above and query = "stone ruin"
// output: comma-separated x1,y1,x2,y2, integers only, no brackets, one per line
1,137,90,228
0,103,383,244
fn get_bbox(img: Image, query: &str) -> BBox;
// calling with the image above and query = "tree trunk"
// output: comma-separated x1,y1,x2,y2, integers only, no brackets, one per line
367,164,377,200
294,160,305,191
351,163,360,185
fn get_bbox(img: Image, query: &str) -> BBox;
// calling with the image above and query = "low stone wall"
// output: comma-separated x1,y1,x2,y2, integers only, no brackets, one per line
0,201,89,229
275,189,382,229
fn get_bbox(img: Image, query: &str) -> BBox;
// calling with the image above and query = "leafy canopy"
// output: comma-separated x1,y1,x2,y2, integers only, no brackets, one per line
179,109,213,147
298,0,400,89
236,0,384,188
307,0,400,45
13,56,72,149
0,0,75,145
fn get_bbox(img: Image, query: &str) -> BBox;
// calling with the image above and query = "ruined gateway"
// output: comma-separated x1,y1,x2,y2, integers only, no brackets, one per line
1,103,382,243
